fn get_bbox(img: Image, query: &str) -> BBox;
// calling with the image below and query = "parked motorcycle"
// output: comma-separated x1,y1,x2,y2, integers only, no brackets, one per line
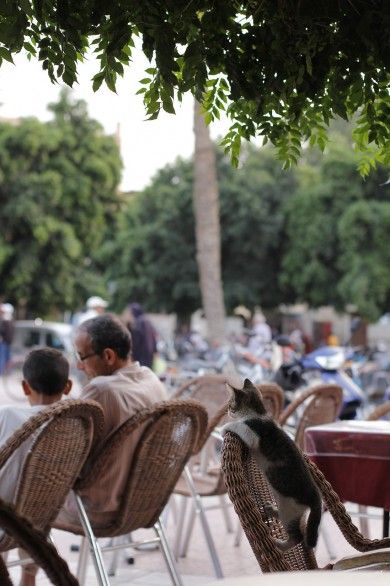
274,345,366,419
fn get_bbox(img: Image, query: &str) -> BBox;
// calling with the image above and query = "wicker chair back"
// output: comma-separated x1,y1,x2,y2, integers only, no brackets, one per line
74,400,207,537
172,374,231,450
256,383,285,419
279,384,343,448
366,401,390,421
0,400,104,551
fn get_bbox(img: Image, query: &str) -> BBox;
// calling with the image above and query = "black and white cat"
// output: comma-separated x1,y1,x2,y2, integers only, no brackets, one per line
222,378,322,550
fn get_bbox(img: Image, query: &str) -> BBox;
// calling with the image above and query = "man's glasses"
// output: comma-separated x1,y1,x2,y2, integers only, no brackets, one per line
75,351,98,362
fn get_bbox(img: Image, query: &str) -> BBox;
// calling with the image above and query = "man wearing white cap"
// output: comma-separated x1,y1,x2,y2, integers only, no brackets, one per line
72,296,108,327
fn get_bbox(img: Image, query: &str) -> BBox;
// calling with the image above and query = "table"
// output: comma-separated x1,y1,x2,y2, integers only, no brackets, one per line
205,570,390,586
304,420,390,536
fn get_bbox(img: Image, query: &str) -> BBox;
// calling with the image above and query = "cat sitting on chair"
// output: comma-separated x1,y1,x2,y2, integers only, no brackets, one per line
221,378,322,551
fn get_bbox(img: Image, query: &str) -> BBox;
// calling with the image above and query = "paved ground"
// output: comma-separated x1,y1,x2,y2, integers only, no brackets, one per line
6,498,384,585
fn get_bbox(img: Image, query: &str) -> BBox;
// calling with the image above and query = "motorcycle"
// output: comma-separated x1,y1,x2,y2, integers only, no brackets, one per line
274,345,366,419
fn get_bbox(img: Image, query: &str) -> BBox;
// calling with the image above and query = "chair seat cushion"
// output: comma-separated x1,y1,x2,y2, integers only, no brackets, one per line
333,548,390,571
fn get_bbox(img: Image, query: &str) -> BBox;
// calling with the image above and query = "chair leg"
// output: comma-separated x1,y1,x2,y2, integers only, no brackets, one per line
219,495,234,533
319,514,338,561
183,466,223,579
180,502,196,557
108,536,122,577
234,521,243,547
76,536,89,585
154,519,184,586
357,505,370,538
74,493,111,586
173,496,188,560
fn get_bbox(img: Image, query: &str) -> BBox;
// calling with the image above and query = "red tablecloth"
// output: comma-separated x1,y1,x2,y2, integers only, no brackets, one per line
304,420,390,509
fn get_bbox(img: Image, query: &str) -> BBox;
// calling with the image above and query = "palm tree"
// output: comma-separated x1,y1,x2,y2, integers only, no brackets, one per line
192,100,226,345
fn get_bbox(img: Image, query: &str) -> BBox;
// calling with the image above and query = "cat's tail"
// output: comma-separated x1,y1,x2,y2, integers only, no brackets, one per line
305,498,322,548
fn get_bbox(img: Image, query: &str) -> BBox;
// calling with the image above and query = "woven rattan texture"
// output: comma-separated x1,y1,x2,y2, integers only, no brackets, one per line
67,400,207,538
0,400,103,551
0,499,78,585
221,432,317,572
172,374,230,451
222,430,390,574
255,383,285,420
279,384,343,448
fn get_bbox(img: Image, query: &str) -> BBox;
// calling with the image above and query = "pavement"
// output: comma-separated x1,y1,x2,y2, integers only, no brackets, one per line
0,378,385,585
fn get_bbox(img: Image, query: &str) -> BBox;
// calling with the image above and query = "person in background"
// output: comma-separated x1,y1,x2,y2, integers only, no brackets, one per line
126,302,158,368
0,348,72,586
0,303,15,374
72,296,108,327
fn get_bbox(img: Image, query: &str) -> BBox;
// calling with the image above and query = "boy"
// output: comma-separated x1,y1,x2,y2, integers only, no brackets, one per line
0,348,72,586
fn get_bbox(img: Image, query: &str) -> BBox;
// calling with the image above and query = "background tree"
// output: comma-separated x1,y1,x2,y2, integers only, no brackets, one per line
0,1,388,171
105,144,297,321
281,143,389,319
0,90,122,317
193,101,226,344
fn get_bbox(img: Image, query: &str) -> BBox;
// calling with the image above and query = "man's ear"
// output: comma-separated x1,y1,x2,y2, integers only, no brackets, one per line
102,347,117,365
63,379,73,396
22,380,32,396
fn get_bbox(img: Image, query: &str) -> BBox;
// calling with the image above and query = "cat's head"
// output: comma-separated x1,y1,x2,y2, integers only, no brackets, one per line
226,378,267,417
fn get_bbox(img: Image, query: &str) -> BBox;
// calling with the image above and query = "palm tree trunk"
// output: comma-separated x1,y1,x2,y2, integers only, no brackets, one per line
193,100,226,345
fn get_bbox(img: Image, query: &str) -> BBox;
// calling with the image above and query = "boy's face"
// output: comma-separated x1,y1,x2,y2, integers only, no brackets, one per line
74,331,111,380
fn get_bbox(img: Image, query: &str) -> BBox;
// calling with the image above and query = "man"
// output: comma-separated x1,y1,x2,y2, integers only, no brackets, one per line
127,302,157,368
58,313,167,527
72,295,108,327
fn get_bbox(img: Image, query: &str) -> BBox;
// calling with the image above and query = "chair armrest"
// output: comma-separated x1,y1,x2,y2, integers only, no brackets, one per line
279,387,318,425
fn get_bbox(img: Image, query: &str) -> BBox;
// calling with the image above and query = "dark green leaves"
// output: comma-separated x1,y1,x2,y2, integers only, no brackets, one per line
0,1,388,174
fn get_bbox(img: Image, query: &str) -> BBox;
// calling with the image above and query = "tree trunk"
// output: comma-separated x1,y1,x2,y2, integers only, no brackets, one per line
192,100,226,345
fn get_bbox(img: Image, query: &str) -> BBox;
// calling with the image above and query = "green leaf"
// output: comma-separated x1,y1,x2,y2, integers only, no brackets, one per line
0,47,14,64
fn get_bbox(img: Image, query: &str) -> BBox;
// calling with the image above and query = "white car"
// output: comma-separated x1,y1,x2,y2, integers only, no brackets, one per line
3,320,82,402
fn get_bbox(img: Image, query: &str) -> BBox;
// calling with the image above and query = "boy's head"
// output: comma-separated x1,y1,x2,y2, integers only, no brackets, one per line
22,348,72,403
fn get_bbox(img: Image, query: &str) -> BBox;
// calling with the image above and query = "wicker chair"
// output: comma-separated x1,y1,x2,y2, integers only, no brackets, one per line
171,374,233,578
0,399,104,556
55,399,207,586
221,431,390,573
0,499,78,586
279,384,344,448
366,401,390,421
257,383,285,420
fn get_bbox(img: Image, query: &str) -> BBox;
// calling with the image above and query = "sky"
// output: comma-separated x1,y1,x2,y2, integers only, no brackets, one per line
0,48,230,192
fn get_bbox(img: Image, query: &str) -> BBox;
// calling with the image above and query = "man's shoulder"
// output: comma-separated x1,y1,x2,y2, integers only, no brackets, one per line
81,364,167,400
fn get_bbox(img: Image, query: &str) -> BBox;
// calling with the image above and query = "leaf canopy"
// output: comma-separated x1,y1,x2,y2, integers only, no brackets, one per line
0,1,388,170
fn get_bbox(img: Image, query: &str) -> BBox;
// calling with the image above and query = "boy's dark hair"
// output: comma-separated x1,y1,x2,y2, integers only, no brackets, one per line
79,313,132,359
22,348,69,396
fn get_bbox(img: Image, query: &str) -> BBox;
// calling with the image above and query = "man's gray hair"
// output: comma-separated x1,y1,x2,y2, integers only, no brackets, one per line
79,314,132,359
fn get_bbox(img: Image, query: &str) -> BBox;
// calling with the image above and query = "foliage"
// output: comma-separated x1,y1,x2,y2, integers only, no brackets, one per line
105,145,297,319
281,144,390,320
0,1,388,172
0,90,122,316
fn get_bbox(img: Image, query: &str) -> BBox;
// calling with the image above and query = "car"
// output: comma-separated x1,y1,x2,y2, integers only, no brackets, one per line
3,320,82,402
11,319,74,360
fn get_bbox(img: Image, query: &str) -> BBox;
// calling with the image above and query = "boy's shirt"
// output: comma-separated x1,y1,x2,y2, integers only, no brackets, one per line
0,404,45,504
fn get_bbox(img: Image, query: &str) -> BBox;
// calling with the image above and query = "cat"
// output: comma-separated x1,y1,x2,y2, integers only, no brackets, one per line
221,378,322,551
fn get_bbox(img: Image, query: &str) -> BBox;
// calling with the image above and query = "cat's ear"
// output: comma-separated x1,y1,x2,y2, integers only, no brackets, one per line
243,378,256,392
226,382,246,399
